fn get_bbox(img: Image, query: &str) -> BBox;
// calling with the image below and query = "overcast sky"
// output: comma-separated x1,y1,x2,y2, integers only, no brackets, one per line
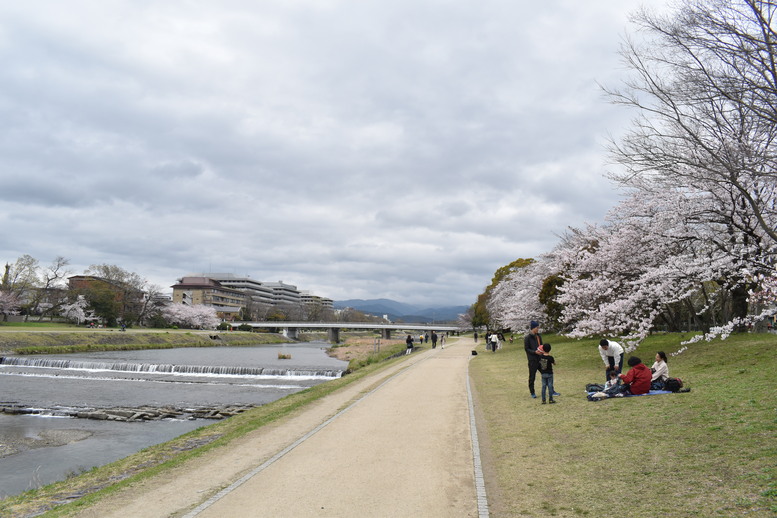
0,1,667,307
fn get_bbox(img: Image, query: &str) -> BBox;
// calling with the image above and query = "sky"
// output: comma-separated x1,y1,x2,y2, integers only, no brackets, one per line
0,1,668,308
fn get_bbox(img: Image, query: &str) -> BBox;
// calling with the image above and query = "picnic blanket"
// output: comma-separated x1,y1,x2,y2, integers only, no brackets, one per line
586,389,673,401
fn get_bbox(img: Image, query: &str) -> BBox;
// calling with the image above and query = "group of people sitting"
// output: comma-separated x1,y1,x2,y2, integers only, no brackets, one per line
598,339,670,396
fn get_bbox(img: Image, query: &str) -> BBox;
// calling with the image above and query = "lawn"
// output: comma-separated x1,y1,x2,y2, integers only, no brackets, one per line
468,332,777,517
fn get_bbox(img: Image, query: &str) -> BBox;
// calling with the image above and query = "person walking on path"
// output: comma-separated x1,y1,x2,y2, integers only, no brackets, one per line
598,339,624,382
431,331,438,349
489,332,499,353
524,321,544,398
406,334,414,355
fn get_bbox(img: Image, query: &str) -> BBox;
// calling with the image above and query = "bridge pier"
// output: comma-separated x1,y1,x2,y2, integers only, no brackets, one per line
286,327,298,340
328,327,340,343
381,328,392,340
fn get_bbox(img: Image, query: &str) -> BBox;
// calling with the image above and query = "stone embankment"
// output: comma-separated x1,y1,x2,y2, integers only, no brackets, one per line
0,403,253,422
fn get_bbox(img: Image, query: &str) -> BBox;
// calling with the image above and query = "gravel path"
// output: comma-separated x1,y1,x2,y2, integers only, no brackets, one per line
72,338,485,518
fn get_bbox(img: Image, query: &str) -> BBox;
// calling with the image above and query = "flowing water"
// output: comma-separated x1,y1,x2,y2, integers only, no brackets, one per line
0,342,347,498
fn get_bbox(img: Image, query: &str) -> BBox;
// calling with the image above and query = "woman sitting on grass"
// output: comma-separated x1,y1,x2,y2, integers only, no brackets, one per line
650,351,669,390
618,356,652,395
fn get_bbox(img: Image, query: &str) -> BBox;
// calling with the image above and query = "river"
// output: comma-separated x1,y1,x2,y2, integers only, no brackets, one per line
0,342,347,498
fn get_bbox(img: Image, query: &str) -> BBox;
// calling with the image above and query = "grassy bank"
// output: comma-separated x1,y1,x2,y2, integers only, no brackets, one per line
469,332,777,517
0,326,288,354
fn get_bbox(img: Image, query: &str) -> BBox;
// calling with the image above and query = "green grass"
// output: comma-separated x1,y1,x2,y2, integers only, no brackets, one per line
469,332,777,517
0,329,288,354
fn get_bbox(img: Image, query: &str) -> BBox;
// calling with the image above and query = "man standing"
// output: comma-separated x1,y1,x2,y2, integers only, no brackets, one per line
598,339,624,382
524,321,544,398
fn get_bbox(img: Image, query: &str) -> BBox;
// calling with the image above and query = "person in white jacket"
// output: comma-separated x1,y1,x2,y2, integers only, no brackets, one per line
650,351,669,389
599,339,624,382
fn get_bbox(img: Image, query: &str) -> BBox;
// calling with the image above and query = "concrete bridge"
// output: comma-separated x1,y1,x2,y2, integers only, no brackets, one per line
232,321,463,343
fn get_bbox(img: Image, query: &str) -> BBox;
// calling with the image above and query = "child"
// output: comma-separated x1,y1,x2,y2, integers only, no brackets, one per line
537,343,556,404
604,369,621,395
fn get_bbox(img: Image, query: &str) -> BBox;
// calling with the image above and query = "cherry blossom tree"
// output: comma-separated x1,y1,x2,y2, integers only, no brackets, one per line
0,291,20,321
161,304,219,329
60,297,88,324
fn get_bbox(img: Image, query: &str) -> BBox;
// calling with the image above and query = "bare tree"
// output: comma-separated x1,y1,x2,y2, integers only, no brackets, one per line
607,0,777,245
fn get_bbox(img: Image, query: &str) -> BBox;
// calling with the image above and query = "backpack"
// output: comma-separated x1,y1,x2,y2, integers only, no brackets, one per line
586,383,605,393
664,377,683,392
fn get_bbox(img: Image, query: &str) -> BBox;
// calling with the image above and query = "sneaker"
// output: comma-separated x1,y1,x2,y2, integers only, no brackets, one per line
541,400,546,404
552,392,560,396
549,399,556,404
530,394,537,399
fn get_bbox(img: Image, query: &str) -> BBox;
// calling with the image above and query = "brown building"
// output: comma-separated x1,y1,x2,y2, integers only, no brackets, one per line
170,277,246,320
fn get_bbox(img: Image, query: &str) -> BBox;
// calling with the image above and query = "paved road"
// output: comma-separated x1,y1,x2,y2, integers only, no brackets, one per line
74,338,486,518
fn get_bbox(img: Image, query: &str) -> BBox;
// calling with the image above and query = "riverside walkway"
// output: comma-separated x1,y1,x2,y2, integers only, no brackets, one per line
73,337,488,518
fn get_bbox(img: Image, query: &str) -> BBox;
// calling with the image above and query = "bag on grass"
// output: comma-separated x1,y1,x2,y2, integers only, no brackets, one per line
586,383,605,393
664,377,683,392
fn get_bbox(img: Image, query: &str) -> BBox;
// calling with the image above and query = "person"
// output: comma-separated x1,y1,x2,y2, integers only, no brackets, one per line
650,351,669,390
604,370,621,395
440,334,445,348
598,339,624,382
405,334,414,355
431,331,438,349
473,332,478,342
537,343,556,404
490,332,499,353
618,356,652,395
524,321,545,398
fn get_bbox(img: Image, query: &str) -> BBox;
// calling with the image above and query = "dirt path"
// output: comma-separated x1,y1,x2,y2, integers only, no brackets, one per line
72,338,484,518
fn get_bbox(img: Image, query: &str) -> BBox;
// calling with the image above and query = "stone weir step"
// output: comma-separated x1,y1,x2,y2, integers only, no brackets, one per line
0,402,254,422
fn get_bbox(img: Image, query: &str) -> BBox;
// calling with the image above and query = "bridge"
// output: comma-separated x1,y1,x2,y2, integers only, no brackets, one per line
231,321,464,343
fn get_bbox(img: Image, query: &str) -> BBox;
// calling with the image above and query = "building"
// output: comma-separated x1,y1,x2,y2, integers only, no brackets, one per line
300,291,334,309
172,273,332,320
261,281,302,306
190,273,275,306
170,277,246,320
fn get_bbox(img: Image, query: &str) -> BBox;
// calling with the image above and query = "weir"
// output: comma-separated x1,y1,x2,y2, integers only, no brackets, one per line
0,357,343,379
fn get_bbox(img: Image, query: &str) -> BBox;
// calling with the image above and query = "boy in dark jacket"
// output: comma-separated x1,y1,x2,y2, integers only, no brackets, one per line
537,343,556,404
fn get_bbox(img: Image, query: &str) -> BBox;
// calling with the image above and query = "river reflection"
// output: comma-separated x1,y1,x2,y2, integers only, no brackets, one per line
0,342,347,498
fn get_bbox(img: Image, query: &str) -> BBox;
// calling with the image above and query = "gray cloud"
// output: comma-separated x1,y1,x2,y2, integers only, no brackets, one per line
0,0,661,306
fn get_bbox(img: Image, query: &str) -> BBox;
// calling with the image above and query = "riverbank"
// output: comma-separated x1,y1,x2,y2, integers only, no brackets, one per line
0,328,288,355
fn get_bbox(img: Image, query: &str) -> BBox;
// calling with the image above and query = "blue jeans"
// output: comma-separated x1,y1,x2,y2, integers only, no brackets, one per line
541,373,555,401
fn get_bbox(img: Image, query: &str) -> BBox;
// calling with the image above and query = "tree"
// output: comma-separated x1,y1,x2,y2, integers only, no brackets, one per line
0,291,20,321
60,297,88,324
80,264,152,325
608,0,777,245
472,258,534,330
161,304,219,329
28,256,71,319
604,0,777,340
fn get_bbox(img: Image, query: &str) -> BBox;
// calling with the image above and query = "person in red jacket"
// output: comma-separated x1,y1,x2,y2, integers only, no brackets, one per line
618,356,652,395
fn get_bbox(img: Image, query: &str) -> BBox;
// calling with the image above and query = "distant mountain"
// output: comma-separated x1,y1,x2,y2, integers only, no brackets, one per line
334,299,468,323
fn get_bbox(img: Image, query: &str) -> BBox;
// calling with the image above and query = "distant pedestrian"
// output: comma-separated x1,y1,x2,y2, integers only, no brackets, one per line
431,331,438,349
490,332,499,353
474,332,478,342
406,334,414,355
441,334,445,348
